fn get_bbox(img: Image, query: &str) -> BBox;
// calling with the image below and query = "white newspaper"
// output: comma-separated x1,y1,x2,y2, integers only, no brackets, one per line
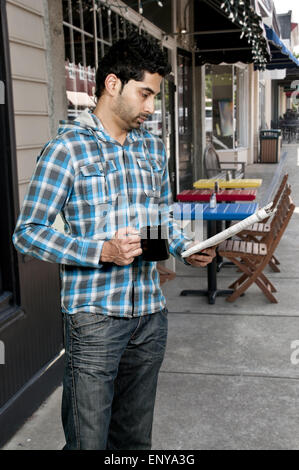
181,202,276,258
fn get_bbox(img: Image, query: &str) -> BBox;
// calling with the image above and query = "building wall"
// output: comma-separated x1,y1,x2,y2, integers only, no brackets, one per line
291,24,299,50
176,0,194,50
7,0,67,209
43,0,67,137
265,78,272,129
279,86,287,116
248,65,256,164
6,0,51,206
252,67,260,163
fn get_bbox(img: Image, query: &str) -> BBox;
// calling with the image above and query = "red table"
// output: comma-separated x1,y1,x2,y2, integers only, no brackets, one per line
177,189,257,202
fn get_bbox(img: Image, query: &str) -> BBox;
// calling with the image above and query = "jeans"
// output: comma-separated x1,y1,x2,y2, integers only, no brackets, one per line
61,308,168,450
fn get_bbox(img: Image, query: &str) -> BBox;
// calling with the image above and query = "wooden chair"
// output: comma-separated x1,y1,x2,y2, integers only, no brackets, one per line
218,190,295,303
204,143,245,179
236,174,289,272
157,263,176,285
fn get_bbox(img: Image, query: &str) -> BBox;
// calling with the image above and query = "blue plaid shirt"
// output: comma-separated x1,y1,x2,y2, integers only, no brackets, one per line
13,110,192,317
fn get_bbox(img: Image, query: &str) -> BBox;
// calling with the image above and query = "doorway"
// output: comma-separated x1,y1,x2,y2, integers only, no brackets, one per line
177,51,193,192
0,0,20,315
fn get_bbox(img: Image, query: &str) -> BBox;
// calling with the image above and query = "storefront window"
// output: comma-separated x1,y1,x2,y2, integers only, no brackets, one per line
63,0,134,119
205,64,248,150
62,0,176,185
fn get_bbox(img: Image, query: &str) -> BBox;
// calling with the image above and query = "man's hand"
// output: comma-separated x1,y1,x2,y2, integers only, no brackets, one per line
185,244,217,267
100,227,142,266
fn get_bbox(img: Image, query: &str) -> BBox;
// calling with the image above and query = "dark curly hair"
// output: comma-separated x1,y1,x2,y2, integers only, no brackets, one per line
95,32,172,99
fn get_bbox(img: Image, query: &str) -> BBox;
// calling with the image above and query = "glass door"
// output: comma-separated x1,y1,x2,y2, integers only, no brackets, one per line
177,51,193,191
163,74,177,199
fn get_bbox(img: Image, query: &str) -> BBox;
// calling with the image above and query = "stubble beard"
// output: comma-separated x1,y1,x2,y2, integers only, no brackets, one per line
113,94,142,131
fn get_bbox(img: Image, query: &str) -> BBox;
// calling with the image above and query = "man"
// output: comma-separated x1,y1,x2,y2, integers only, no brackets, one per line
13,33,215,450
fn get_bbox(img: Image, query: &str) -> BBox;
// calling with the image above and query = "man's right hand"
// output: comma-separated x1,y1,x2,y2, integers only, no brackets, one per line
100,226,142,266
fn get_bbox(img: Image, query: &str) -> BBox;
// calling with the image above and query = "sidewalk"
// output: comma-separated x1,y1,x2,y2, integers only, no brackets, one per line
3,143,299,450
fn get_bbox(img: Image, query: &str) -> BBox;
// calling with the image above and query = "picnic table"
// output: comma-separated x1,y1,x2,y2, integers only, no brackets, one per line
174,202,258,304
193,178,262,189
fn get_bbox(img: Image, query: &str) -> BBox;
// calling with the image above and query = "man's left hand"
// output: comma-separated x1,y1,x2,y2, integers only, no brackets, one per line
185,245,217,267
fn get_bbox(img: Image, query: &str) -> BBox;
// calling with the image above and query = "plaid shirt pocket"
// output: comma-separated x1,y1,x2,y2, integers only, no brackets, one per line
137,158,162,198
79,162,108,205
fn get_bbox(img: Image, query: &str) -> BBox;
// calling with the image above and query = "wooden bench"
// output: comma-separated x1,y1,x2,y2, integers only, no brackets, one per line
204,143,245,180
218,187,295,303
236,175,288,272
233,149,288,271
259,151,288,207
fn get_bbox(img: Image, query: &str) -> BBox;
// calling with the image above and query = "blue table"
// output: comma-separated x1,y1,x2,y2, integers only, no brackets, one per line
173,202,258,304
173,202,258,221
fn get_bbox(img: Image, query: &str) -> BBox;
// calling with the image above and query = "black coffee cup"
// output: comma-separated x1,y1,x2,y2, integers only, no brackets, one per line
140,225,170,262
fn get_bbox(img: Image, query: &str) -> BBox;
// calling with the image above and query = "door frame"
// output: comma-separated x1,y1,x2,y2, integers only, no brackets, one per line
0,0,21,316
176,47,194,193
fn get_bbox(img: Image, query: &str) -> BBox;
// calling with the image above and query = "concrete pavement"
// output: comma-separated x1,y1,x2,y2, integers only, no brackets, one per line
2,143,299,450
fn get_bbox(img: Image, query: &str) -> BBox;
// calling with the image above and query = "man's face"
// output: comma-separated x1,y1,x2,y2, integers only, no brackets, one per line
111,71,163,131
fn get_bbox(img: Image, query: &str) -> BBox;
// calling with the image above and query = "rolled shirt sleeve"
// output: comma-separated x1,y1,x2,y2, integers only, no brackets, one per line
12,140,104,267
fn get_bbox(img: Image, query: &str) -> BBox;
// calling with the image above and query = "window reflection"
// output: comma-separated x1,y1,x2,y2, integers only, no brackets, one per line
205,64,233,150
62,0,175,171
205,64,248,150
63,0,132,120
144,94,162,136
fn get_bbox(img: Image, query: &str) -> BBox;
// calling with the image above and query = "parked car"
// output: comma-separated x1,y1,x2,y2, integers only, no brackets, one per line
144,110,163,136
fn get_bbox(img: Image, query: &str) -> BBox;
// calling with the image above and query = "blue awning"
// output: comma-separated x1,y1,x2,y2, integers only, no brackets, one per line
264,24,299,70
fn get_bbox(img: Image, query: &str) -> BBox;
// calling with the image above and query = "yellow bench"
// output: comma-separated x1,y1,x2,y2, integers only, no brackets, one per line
193,178,263,189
